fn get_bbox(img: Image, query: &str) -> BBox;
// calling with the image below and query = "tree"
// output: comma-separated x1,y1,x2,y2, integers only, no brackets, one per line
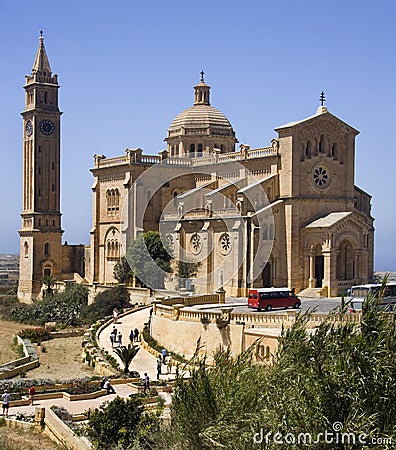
113,256,133,285
85,396,143,449
80,285,129,324
176,259,201,289
42,274,56,297
113,345,140,374
127,231,172,289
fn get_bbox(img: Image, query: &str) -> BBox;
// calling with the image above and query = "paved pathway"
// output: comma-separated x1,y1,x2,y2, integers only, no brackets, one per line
8,307,175,418
98,307,175,382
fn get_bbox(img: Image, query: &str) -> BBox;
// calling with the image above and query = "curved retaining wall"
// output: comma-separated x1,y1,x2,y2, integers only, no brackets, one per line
151,303,361,361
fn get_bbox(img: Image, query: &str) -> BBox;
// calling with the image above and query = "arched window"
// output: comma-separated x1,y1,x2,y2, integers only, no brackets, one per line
44,242,50,256
24,241,29,258
318,134,324,153
305,140,311,157
331,142,337,158
43,268,51,277
44,92,48,104
107,189,120,214
190,144,195,156
197,144,203,157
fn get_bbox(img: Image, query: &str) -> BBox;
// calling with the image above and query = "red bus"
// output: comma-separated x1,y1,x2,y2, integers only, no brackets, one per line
248,287,301,312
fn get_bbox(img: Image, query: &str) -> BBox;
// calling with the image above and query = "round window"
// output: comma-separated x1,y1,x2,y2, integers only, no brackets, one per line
219,233,231,255
312,165,331,189
190,233,202,255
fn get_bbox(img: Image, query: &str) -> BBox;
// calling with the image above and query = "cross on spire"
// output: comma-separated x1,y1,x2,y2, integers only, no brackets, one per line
40,30,43,37
320,91,326,106
200,70,205,83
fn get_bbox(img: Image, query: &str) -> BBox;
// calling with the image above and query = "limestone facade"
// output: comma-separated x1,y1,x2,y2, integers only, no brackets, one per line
89,78,374,297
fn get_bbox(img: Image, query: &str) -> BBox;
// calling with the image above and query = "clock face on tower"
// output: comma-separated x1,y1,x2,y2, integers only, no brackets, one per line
25,120,33,137
40,120,55,135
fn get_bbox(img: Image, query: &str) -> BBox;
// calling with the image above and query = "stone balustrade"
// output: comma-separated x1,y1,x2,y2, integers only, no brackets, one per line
154,302,361,328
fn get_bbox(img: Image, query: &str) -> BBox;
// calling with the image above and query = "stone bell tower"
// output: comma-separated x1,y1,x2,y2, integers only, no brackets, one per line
18,32,63,302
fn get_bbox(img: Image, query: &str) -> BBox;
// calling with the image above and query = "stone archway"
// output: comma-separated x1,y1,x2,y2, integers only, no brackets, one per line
315,252,324,287
336,240,354,281
261,263,271,287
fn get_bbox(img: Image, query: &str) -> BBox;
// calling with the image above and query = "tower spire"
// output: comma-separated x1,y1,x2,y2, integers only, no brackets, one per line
32,31,52,75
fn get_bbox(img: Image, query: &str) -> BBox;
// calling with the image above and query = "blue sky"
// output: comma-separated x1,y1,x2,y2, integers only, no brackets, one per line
0,0,395,270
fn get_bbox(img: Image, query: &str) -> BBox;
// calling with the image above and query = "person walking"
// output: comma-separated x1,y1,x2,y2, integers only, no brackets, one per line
134,328,140,342
111,326,117,345
1,390,10,417
143,373,150,394
161,348,167,364
129,329,134,345
167,355,173,374
113,308,119,324
110,332,115,348
156,356,162,380
116,330,123,347
28,385,35,406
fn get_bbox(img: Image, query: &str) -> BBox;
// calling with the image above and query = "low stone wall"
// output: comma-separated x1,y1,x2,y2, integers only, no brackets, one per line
0,336,39,379
40,406,92,450
161,293,222,307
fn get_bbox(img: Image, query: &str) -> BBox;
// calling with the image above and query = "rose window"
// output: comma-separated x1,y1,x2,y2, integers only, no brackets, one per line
220,233,231,254
313,166,329,188
190,233,202,254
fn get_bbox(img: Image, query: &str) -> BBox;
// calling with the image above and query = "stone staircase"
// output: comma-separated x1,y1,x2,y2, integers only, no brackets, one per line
298,287,328,298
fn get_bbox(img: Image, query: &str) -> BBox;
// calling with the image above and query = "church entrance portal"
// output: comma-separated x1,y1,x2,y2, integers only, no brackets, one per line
261,263,271,287
315,255,324,288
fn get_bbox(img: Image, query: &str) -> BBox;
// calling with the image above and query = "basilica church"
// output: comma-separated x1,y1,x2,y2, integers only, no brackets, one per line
18,35,375,301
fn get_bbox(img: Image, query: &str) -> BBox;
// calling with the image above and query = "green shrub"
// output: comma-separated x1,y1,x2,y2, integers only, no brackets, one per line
84,396,144,449
80,286,129,324
8,283,88,326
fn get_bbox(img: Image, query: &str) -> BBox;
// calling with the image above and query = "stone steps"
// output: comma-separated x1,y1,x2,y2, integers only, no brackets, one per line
298,287,327,298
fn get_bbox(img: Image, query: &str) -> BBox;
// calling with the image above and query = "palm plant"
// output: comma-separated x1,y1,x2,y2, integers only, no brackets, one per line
113,345,140,374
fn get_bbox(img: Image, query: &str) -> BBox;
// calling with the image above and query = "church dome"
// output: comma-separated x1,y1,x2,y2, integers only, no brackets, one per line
165,73,237,156
169,104,234,133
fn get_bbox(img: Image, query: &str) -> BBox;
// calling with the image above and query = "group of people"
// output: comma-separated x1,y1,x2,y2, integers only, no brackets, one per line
1,385,36,417
110,326,140,349
129,327,140,344
156,348,174,380
110,326,123,348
